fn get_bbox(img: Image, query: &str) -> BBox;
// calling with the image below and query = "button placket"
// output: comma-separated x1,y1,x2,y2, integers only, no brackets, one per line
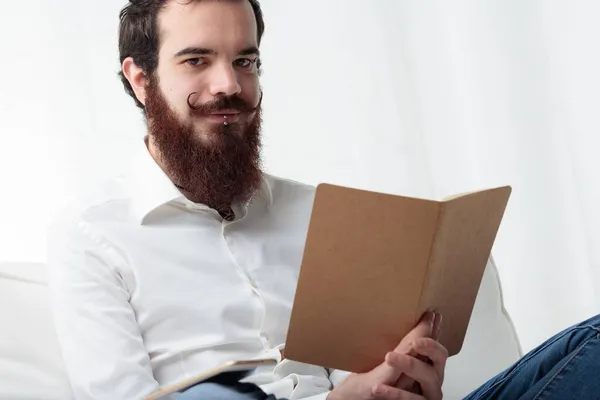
220,217,276,352
220,223,267,335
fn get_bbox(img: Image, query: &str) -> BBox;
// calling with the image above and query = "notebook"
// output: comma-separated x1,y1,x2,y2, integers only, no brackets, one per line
284,183,512,373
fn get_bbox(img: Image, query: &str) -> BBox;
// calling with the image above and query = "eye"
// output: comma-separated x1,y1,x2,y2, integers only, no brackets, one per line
185,57,205,67
235,58,257,69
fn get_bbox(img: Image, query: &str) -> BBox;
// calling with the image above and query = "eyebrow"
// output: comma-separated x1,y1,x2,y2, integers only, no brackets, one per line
174,46,260,58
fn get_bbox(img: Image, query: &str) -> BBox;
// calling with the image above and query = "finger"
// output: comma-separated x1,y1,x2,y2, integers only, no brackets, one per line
371,360,422,391
432,313,443,341
394,312,435,353
372,384,425,400
411,338,449,381
372,351,430,387
385,352,442,400
392,334,437,389
394,374,416,391
392,352,432,390
379,312,438,387
393,338,436,390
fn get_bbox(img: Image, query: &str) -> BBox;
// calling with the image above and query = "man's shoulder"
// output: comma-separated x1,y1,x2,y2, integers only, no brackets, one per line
260,174,316,228
263,173,316,201
50,175,133,233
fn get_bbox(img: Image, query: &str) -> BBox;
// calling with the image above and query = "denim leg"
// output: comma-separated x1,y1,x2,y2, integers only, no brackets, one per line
174,370,278,400
465,313,600,400
177,382,257,400
176,381,281,400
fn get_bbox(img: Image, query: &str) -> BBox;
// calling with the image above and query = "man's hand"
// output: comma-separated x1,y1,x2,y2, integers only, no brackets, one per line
327,312,447,400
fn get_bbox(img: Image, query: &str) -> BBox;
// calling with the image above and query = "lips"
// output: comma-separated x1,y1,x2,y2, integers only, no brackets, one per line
210,109,240,115
205,110,241,123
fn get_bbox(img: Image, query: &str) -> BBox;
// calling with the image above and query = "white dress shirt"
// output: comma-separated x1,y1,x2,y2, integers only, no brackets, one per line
48,143,350,400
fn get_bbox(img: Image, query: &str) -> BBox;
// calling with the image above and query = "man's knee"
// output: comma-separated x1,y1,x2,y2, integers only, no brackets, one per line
575,313,600,335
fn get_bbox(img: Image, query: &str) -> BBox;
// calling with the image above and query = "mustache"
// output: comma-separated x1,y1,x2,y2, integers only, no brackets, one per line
187,92,263,114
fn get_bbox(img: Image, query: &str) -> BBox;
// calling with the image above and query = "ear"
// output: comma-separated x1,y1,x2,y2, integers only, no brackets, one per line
122,57,148,106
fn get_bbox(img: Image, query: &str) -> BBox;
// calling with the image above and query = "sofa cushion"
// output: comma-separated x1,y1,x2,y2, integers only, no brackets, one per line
443,257,522,397
0,263,72,400
0,259,521,399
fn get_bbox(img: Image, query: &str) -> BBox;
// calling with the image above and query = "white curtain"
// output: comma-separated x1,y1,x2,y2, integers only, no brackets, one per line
1,0,599,353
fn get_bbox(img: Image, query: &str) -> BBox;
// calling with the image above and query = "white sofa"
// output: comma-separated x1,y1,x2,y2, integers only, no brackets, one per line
0,259,522,400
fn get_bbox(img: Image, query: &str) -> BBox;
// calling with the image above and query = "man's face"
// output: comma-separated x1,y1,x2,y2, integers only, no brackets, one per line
141,0,264,210
154,0,261,145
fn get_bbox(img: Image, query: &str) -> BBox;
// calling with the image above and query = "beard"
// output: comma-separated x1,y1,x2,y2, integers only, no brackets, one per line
144,76,263,212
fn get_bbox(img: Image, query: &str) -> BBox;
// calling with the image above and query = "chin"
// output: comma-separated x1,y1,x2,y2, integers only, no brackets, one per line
193,130,220,145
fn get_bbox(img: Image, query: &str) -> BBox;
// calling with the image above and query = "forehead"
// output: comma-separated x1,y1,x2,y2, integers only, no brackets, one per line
158,0,258,53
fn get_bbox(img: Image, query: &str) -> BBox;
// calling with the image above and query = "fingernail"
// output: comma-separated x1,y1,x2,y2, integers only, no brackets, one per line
423,311,435,323
434,313,443,339
429,312,436,330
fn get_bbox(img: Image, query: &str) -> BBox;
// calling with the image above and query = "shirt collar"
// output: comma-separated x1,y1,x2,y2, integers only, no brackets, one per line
128,140,186,224
128,139,273,224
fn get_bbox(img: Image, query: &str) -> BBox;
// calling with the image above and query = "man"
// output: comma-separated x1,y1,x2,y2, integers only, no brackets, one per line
49,1,447,398
49,1,600,399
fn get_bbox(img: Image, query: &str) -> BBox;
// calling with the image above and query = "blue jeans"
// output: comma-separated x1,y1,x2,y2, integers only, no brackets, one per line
177,382,278,400
465,313,600,399
176,371,280,400
178,314,600,400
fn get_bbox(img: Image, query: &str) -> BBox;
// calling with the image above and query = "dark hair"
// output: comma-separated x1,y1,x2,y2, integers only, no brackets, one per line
118,0,265,110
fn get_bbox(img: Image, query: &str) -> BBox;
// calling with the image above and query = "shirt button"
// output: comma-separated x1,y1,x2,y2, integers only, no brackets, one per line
249,278,258,288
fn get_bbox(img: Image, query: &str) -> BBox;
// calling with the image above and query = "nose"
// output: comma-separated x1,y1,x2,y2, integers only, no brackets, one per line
208,63,242,97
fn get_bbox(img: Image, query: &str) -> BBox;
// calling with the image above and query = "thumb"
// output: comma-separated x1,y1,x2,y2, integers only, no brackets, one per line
370,312,436,385
394,311,435,353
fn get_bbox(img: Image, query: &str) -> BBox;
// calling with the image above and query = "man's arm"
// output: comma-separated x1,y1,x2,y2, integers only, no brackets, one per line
48,217,159,400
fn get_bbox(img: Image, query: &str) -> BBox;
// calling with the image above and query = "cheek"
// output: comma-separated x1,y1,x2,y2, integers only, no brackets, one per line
155,68,193,107
160,82,192,116
240,76,260,105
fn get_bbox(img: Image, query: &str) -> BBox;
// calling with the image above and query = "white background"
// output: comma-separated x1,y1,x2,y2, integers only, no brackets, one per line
1,0,599,353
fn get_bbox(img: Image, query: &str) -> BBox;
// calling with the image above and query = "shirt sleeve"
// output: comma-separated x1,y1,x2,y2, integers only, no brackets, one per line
273,358,350,400
48,217,159,400
299,368,351,399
